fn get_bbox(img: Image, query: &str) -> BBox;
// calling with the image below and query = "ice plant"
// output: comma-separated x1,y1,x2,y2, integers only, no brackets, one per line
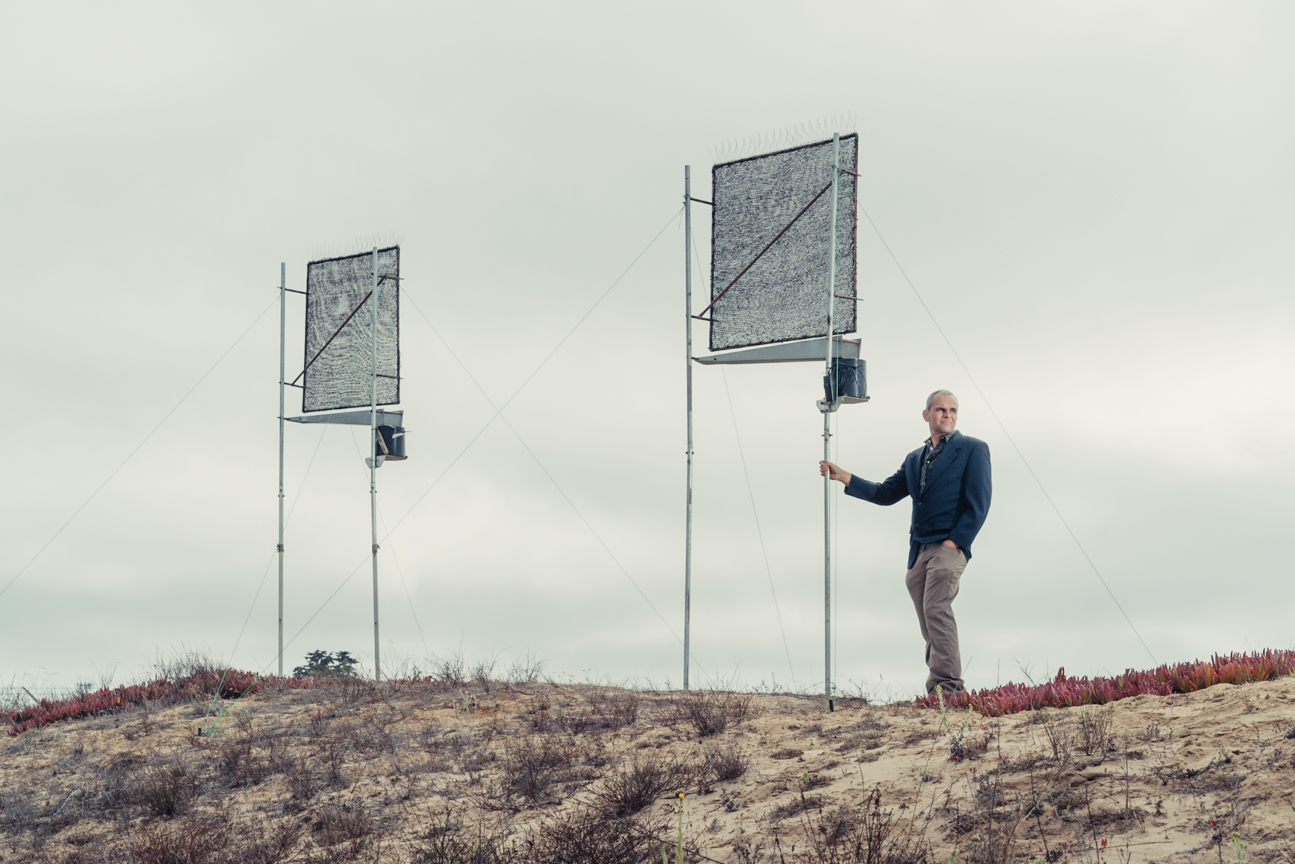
915,650,1295,718
5,668,436,736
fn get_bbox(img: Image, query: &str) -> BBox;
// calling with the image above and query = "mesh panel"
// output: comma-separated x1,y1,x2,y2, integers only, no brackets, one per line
709,135,858,351
303,247,400,413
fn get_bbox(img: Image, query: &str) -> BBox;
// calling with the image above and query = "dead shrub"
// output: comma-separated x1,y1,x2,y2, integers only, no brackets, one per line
504,652,548,685
432,652,468,690
238,817,305,864
594,750,701,817
319,738,348,788
525,694,552,733
838,730,888,754
672,689,753,738
98,752,198,818
216,738,269,788
771,792,827,821
315,800,373,847
954,768,1032,864
135,815,303,864
98,754,146,811
498,736,578,806
130,815,227,864
283,754,321,801
515,806,667,864
0,784,41,836
411,807,512,864
472,657,498,693
585,690,641,731
472,742,506,785
308,708,333,738
137,763,198,818
333,676,375,706
1077,705,1115,757
796,787,933,863
948,731,989,763
1040,714,1074,767
703,740,749,783
341,716,395,754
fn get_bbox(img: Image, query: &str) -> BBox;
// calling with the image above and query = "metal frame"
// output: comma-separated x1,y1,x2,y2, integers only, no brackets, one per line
685,134,860,709
683,168,694,691
300,247,401,414
277,250,401,683
278,264,286,677
368,249,382,680
704,134,859,352
821,133,842,711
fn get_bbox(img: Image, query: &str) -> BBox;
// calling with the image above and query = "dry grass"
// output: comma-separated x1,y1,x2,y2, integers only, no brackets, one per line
4,664,1295,863
672,689,753,738
594,749,701,816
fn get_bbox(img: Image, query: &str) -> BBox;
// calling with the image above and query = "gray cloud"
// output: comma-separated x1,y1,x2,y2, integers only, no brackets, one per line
3,2,1293,698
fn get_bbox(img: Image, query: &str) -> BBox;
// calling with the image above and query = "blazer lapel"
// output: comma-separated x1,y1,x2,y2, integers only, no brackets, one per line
919,431,962,497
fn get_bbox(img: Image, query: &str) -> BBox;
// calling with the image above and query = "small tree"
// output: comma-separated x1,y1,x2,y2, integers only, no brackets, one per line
292,650,359,679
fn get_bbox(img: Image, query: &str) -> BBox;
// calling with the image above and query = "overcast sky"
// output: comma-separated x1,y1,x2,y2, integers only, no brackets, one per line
3,2,1293,698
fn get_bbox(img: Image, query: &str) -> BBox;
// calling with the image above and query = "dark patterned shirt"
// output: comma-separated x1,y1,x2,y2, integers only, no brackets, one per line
919,435,948,493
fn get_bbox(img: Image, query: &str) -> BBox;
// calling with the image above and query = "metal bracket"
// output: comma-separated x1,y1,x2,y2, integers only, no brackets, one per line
816,398,840,414
277,544,284,552
372,544,380,554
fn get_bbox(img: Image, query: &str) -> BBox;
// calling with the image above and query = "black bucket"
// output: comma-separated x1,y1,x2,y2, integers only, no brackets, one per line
823,358,867,404
376,425,407,460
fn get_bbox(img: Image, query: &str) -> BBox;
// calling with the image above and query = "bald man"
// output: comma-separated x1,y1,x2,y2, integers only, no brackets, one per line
820,390,991,695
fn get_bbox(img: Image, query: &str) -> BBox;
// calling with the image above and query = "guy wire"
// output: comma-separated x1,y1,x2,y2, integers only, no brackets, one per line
691,225,797,688
255,207,703,685
858,204,1157,665
400,286,713,687
201,420,333,730
347,427,432,660
720,366,798,687
0,294,279,604
379,205,683,543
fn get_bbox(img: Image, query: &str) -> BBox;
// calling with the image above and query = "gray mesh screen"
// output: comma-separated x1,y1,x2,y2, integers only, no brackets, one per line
303,247,400,413
709,135,858,351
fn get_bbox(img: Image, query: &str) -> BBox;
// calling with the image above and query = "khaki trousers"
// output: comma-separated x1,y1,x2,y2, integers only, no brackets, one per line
905,542,967,694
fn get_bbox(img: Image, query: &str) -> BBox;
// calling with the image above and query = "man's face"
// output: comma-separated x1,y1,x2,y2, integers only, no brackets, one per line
923,395,958,439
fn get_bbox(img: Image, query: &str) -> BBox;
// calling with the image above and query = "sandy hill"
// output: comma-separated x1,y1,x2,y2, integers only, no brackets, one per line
2,670,1294,863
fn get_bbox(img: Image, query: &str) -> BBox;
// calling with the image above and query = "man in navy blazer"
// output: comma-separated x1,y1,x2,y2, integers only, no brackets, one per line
820,390,991,694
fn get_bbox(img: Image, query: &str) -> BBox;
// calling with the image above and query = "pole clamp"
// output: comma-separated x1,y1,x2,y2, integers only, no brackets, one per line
277,544,284,552
372,544,380,554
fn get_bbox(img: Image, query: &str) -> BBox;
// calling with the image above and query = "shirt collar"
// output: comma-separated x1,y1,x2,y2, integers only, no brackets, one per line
923,431,954,450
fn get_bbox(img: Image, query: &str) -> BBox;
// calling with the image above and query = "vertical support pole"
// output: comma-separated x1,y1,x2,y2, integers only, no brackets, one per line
683,166,693,692
277,262,286,678
822,410,833,709
824,133,841,711
370,248,381,680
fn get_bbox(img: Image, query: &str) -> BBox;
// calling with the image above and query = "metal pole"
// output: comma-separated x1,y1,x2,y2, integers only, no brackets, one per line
824,133,841,711
684,166,693,692
370,248,381,680
278,263,286,678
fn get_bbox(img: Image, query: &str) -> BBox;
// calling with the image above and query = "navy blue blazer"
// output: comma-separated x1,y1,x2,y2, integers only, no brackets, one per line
845,430,992,568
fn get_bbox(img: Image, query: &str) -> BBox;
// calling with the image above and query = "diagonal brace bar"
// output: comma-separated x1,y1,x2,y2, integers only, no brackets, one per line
696,180,832,319
290,290,373,387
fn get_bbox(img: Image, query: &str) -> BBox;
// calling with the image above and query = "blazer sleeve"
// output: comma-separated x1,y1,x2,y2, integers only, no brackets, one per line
845,464,910,506
947,440,991,551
